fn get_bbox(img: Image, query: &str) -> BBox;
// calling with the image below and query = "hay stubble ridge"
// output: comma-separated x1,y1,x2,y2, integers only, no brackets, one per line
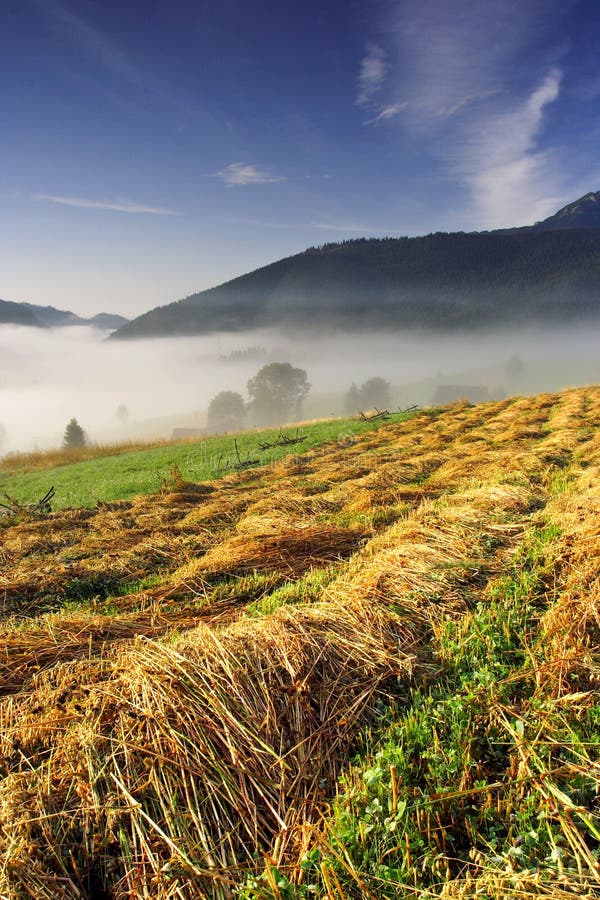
0,387,599,898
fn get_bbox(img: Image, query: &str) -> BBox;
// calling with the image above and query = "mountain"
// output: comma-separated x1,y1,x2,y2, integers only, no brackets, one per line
21,304,87,327
0,299,48,328
110,235,600,340
532,191,600,231
109,194,600,340
1,301,129,331
87,312,130,330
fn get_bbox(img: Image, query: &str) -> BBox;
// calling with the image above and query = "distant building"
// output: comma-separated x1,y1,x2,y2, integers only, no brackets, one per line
432,385,491,406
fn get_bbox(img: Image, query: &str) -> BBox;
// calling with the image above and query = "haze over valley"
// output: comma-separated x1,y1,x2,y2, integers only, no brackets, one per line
1,317,599,455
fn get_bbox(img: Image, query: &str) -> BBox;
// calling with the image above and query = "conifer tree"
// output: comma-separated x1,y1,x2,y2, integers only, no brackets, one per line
63,418,86,450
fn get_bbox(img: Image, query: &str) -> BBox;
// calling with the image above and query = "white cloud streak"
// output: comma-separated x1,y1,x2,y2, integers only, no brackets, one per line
381,0,575,228
32,194,178,215
226,216,407,234
464,69,563,227
356,43,387,106
215,163,286,187
365,101,409,125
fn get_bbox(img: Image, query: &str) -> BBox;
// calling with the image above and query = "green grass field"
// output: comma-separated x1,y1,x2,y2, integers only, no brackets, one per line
0,412,413,510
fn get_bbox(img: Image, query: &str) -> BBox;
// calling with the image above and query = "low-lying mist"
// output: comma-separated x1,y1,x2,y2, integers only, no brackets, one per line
1,322,599,456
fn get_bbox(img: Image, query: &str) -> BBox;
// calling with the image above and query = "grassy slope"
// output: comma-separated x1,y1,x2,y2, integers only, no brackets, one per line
0,414,410,510
0,388,599,899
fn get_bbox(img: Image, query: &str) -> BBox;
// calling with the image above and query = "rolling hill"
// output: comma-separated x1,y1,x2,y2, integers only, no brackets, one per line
0,298,47,328
0,299,128,330
111,192,600,340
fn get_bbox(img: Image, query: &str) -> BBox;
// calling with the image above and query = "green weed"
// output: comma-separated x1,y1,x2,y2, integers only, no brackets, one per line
273,522,600,898
245,565,340,617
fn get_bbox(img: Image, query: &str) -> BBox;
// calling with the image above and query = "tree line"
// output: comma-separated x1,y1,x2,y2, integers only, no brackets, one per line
207,366,392,433
40,367,393,455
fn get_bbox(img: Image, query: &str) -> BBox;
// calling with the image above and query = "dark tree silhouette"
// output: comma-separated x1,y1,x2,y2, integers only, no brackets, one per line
344,382,360,416
116,404,129,425
358,377,391,410
504,354,524,382
207,391,246,430
63,418,86,450
247,363,310,426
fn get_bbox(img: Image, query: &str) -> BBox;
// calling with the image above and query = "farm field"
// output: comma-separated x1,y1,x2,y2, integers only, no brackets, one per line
0,386,599,898
0,414,413,511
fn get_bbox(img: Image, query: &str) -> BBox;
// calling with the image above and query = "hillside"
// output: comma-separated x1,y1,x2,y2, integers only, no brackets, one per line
0,298,47,328
111,195,600,340
0,300,129,330
0,386,599,898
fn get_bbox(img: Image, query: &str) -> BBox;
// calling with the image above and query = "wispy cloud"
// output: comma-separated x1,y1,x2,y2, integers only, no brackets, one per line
38,1,203,127
440,89,504,119
464,69,562,227
356,43,387,106
226,216,407,234
379,0,576,227
365,101,409,125
41,0,142,87
389,0,544,125
215,163,286,187
32,194,178,215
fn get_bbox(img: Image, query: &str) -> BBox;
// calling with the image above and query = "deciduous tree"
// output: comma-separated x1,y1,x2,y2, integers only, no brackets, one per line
207,391,246,431
358,377,391,410
247,363,310,426
344,382,360,415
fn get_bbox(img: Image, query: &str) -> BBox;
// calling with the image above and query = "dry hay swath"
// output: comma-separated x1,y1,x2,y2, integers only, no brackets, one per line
328,481,539,634
536,466,600,695
235,490,341,535
0,604,221,697
436,866,597,899
0,385,599,898
0,601,417,899
177,525,370,580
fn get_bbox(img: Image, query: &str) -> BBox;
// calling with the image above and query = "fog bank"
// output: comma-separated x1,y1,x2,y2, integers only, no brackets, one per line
0,322,599,455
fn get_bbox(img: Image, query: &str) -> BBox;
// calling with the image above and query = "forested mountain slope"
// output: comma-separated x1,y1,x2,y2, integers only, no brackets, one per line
112,226,600,339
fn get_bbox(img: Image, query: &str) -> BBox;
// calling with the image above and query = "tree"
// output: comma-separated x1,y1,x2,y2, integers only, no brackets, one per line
358,377,391,410
116,404,129,425
344,382,360,416
504,353,524,382
207,391,246,431
63,418,86,450
247,363,310,426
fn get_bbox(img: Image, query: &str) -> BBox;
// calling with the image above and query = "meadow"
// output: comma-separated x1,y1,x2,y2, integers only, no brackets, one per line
0,388,599,899
0,414,411,510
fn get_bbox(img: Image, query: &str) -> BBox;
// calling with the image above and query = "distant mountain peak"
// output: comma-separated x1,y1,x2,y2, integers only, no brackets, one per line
0,300,129,331
533,191,600,230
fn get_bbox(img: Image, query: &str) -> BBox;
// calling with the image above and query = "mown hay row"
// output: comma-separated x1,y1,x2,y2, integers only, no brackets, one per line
536,466,600,695
0,475,542,898
0,386,598,899
327,481,539,634
174,525,370,580
0,602,417,899
0,603,229,697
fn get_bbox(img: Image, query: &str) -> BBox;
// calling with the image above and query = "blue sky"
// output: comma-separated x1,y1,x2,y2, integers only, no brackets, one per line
2,0,600,317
